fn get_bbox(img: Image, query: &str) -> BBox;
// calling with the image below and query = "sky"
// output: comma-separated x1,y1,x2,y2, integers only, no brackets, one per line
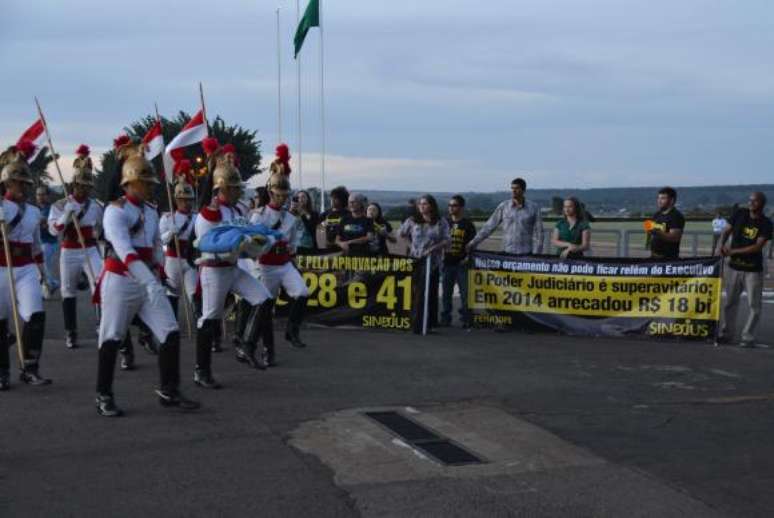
1,0,774,191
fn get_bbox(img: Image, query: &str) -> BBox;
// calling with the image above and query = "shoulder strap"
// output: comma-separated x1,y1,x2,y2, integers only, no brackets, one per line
177,213,192,236
8,203,25,232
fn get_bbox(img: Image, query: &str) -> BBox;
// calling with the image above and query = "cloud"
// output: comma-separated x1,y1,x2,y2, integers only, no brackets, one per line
3,0,774,191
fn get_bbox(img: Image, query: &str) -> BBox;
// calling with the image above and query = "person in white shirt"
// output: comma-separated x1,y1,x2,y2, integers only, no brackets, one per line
94,138,199,416
48,149,103,350
0,144,51,389
249,176,310,363
711,212,727,252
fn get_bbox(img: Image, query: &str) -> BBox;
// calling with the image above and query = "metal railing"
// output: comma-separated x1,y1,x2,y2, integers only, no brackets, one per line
498,228,717,258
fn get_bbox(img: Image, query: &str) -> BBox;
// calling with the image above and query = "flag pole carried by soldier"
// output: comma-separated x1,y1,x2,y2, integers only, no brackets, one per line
47,145,104,350
93,137,199,416
0,142,52,390
159,158,197,334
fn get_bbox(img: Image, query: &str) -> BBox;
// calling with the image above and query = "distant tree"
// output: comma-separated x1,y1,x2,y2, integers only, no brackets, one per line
94,112,262,208
551,196,563,215
28,146,54,186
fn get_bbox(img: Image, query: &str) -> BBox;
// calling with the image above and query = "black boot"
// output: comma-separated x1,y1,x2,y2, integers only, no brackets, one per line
285,296,308,349
157,332,200,410
62,297,79,349
237,301,269,370
194,319,220,388
211,322,223,353
0,321,9,391
19,312,51,386
133,319,157,355
168,295,179,319
260,299,277,366
96,340,123,416
120,332,135,371
232,299,251,350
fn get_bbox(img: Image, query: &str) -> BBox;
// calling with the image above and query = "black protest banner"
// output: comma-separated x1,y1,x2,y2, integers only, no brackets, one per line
468,252,722,340
276,254,417,330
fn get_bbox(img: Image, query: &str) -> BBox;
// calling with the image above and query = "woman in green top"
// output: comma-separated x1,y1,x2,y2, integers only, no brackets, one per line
551,197,591,259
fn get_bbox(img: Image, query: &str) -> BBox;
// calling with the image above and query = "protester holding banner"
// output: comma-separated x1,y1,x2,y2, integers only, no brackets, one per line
647,187,684,259
291,189,320,255
400,195,450,333
551,197,591,259
716,192,772,347
337,193,374,256
441,195,476,328
367,202,395,256
321,186,350,250
466,178,543,255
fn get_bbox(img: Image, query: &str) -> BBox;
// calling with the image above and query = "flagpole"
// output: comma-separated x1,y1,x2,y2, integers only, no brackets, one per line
319,0,326,213
276,7,283,144
156,103,193,339
198,82,210,209
33,97,97,294
296,0,303,189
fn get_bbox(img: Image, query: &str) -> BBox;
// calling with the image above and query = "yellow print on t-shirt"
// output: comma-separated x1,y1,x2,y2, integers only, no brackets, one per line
742,226,759,240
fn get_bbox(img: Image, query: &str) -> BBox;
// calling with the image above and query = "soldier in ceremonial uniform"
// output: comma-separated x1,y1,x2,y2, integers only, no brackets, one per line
249,176,309,362
0,144,51,389
159,165,197,317
193,141,274,388
48,145,103,350
93,139,199,416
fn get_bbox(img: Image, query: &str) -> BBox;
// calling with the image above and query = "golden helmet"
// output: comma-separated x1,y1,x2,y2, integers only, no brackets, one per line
174,180,195,200
72,168,95,187
0,145,34,185
116,140,158,186
73,144,93,172
212,156,242,191
267,174,290,194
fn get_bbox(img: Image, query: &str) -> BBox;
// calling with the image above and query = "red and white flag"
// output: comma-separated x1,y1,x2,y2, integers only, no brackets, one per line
17,119,46,162
163,110,207,182
142,121,164,161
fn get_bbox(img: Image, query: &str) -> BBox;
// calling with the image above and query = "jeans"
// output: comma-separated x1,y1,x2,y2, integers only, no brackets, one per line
441,262,469,325
41,241,60,290
720,267,763,344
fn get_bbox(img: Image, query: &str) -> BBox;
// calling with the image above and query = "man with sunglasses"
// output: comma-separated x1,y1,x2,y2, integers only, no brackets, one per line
441,195,476,327
716,192,772,348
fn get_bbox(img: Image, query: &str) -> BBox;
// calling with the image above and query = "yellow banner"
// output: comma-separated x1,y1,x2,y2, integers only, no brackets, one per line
468,270,721,320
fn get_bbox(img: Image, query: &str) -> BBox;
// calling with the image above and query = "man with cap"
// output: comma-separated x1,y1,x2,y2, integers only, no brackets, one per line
48,145,103,350
249,175,310,363
193,140,274,388
0,143,52,390
93,137,199,416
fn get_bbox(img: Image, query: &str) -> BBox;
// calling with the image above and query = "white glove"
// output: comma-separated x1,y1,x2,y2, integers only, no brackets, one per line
128,261,166,306
160,230,176,245
64,200,82,215
238,234,274,258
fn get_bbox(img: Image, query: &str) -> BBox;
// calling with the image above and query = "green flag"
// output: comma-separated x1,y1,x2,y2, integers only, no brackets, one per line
294,0,319,58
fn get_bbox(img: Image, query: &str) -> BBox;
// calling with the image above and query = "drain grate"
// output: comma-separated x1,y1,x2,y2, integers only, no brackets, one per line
365,411,484,466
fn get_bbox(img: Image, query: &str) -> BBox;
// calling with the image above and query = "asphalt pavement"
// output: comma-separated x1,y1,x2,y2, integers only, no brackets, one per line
2,293,774,517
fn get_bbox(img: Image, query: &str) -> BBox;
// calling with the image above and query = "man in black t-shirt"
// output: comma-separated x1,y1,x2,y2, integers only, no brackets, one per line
441,195,477,327
320,185,351,250
648,187,685,258
337,192,374,256
716,192,772,347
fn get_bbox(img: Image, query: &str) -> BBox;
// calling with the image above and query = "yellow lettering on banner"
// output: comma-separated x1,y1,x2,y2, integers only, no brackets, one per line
348,282,367,309
468,271,721,320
